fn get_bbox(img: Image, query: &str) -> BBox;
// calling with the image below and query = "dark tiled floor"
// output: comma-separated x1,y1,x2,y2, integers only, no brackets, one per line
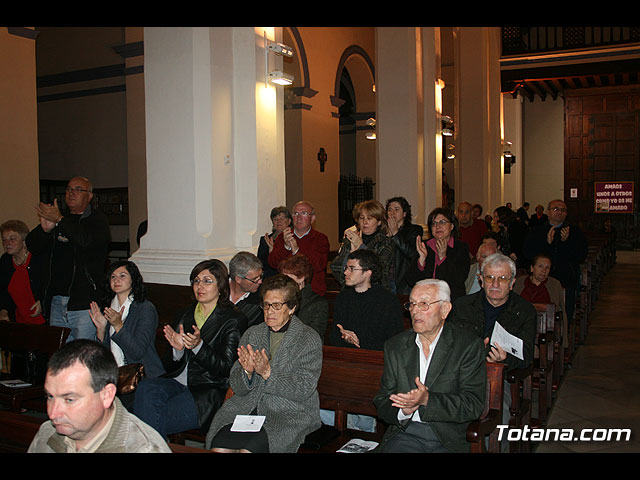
535,251,640,453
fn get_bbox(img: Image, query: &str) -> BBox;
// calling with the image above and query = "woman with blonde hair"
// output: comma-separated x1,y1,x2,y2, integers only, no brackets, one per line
330,200,396,292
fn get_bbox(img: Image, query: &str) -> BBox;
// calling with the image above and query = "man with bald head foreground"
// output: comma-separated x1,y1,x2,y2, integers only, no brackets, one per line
26,177,110,341
374,279,486,453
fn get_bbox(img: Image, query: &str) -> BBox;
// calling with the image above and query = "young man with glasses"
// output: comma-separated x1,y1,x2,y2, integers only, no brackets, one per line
26,177,110,342
329,249,403,351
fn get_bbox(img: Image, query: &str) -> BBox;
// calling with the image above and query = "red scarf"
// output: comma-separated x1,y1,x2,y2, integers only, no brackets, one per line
520,276,551,305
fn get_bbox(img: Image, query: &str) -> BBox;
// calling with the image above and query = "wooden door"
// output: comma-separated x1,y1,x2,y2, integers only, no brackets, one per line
564,87,640,249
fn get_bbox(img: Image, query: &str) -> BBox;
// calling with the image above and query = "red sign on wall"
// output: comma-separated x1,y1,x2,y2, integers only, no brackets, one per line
595,182,634,213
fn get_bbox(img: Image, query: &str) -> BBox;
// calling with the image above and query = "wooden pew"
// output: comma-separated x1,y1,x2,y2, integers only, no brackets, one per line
505,364,533,453
531,303,556,426
171,346,387,452
0,323,70,413
0,409,210,453
466,361,505,453
299,345,385,452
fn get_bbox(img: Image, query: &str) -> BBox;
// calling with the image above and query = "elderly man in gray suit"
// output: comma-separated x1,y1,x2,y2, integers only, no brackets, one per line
374,279,486,453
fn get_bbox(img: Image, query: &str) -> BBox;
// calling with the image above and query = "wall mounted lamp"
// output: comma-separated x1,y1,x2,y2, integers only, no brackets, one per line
269,71,294,85
441,115,454,137
267,41,294,58
365,117,376,140
264,31,295,87
446,144,456,161
503,141,516,174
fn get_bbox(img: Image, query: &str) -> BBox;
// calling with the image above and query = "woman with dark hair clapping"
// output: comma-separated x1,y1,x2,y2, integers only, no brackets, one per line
132,259,247,439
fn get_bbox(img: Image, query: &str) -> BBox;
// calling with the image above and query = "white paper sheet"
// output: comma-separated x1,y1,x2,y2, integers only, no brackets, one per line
230,415,266,432
489,322,524,360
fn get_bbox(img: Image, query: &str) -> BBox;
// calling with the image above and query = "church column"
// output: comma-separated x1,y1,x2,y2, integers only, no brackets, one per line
376,27,442,225
454,27,503,213
131,27,286,285
0,28,40,228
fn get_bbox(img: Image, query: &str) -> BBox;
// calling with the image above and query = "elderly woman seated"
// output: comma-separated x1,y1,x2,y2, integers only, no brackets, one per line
277,253,328,341
205,274,322,453
514,253,568,348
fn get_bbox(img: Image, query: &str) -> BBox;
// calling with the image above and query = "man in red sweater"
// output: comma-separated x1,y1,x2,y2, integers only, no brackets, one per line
457,201,488,258
268,201,329,296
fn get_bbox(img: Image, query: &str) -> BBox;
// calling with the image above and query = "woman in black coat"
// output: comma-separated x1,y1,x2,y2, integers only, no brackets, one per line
405,207,470,300
133,259,248,438
385,196,424,295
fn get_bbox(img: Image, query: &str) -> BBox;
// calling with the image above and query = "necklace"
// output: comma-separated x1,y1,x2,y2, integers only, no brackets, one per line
13,250,28,266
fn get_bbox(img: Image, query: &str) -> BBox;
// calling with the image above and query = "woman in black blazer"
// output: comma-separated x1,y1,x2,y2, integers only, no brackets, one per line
133,259,248,438
405,207,470,300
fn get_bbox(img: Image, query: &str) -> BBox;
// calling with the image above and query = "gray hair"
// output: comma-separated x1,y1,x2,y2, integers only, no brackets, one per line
480,253,516,279
229,251,263,278
413,278,451,303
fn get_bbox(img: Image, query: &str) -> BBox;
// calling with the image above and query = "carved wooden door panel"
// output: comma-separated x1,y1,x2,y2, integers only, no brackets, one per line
564,89,640,249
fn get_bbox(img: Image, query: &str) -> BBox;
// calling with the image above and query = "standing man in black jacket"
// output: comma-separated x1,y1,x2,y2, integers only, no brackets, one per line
523,199,588,327
26,176,110,341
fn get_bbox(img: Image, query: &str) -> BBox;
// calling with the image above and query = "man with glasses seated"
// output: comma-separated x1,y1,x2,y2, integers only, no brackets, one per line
523,199,588,328
26,176,110,341
449,253,536,450
229,251,265,328
373,279,486,453
268,201,330,297
451,253,536,373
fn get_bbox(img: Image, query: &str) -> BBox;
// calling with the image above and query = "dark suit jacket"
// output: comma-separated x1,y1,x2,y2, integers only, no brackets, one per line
373,321,486,453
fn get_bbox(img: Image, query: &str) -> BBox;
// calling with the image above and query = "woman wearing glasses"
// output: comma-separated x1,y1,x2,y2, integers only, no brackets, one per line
406,207,470,300
133,259,248,438
206,274,322,453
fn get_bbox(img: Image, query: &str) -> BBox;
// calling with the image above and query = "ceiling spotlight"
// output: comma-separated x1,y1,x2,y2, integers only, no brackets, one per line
269,71,294,86
267,41,294,58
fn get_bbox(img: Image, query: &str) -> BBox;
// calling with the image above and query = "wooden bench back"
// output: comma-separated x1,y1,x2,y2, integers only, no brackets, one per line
317,346,384,424
0,323,70,354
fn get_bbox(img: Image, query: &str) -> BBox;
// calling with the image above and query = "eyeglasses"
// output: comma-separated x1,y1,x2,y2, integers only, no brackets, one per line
431,219,451,227
1,235,21,244
482,274,512,285
65,186,91,193
191,277,216,286
292,211,313,217
344,265,365,273
404,300,443,311
550,207,567,213
242,273,264,284
261,301,290,311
